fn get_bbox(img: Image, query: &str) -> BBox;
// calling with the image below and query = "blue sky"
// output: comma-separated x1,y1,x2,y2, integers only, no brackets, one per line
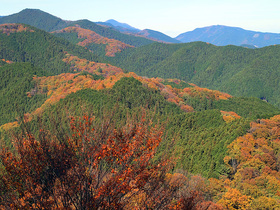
1,0,280,37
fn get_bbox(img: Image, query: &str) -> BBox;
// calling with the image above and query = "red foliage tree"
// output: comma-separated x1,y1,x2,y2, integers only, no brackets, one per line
0,114,186,209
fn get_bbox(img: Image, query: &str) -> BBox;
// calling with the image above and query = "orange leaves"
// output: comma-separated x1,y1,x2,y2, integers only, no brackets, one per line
63,54,123,76
1,58,13,64
53,26,134,56
162,81,232,112
10,113,169,208
32,64,194,116
0,23,34,35
0,130,75,208
182,84,232,101
0,112,227,208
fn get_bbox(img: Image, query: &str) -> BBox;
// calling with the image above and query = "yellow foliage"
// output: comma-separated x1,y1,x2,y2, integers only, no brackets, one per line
214,114,280,209
251,196,280,209
217,188,252,210
0,121,19,131
221,111,241,123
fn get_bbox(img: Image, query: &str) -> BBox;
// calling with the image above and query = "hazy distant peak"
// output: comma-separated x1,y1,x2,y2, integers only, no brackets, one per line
195,25,245,32
105,19,139,31
176,25,280,47
137,29,181,43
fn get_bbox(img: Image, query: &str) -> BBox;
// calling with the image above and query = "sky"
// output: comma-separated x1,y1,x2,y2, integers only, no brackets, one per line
1,0,280,37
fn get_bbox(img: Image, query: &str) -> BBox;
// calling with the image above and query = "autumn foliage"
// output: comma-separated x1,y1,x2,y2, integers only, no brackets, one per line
1,58,13,64
0,23,34,35
220,111,241,123
1,66,236,130
209,115,280,209
182,83,232,101
53,26,134,56
0,111,228,209
0,114,175,209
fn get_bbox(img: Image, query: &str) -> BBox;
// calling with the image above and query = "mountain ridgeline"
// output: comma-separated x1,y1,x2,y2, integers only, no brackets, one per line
98,20,181,43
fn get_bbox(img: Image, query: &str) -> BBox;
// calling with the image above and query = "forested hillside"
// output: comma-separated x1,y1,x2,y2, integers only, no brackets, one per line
109,42,280,107
0,62,47,125
52,26,134,57
0,23,105,74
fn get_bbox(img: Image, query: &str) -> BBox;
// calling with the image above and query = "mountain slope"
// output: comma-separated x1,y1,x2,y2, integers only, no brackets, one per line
0,23,106,74
2,70,279,178
0,62,48,126
176,25,280,47
52,26,134,57
110,42,280,107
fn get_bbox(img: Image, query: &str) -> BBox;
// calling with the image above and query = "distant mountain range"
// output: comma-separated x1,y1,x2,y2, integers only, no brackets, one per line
176,25,280,48
0,9,154,47
0,9,178,44
97,20,280,47
1,9,280,47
